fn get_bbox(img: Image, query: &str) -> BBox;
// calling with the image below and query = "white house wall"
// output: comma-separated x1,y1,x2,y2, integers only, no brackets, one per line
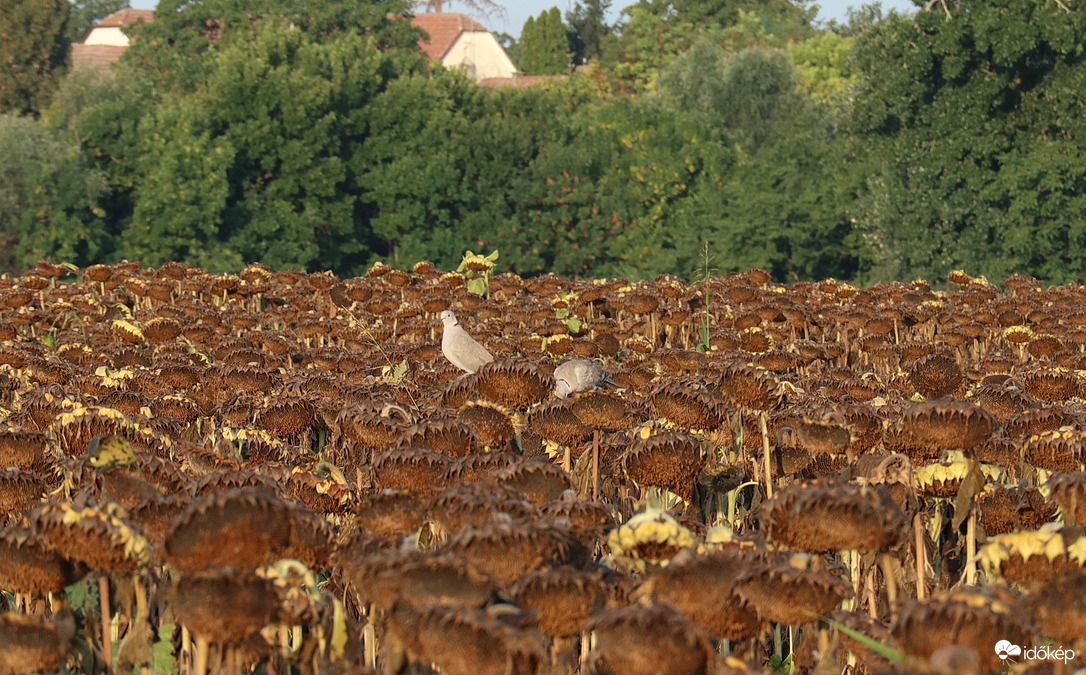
443,32,517,82
84,26,131,47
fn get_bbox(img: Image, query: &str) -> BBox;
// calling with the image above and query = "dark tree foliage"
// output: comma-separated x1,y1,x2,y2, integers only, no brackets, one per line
0,0,71,115
567,0,612,65
0,115,109,272
637,0,816,30
66,0,129,44
124,0,421,93
850,0,1086,284
414,0,505,19
519,7,569,75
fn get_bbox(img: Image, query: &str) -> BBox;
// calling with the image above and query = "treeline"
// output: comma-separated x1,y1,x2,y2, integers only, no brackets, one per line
4,0,1086,284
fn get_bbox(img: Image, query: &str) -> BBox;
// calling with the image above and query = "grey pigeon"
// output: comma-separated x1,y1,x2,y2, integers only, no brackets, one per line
554,359,612,398
440,310,494,373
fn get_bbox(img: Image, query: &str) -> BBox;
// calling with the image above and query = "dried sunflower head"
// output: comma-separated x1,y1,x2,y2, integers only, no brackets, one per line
607,508,697,571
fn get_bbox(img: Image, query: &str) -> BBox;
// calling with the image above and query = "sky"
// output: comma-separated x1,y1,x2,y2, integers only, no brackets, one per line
125,0,918,35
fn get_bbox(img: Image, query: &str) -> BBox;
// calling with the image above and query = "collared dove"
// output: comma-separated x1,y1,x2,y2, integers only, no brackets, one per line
440,310,494,373
554,359,612,398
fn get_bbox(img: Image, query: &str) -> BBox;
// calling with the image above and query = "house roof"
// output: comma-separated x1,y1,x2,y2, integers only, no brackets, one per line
70,44,128,72
94,9,156,29
411,13,488,60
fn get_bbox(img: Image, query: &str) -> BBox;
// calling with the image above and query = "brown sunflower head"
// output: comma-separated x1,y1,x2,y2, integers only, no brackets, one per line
170,569,279,643
1022,427,1086,472
510,567,608,638
584,603,711,675
395,419,482,458
493,458,573,504
1048,471,1086,526
648,380,728,431
456,401,516,449
979,523,1086,587
909,354,963,399
891,588,1033,672
528,401,592,448
622,430,705,503
1024,569,1086,643
633,548,763,641
441,517,587,584
0,610,74,675
371,446,451,496
352,489,430,538
30,501,151,573
735,552,852,625
794,415,852,457
970,383,1036,424
164,489,293,573
1021,367,1083,402
977,483,1058,536
385,602,545,675
901,398,996,451
719,362,783,411
762,479,906,552
0,525,87,595
473,359,549,410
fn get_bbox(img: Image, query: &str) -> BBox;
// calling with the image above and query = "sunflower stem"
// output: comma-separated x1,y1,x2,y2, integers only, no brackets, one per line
99,574,112,674
194,635,209,675
760,413,773,499
592,430,600,501
788,625,796,674
914,513,927,600
181,626,192,674
847,549,860,612
965,509,977,586
881,552,899,621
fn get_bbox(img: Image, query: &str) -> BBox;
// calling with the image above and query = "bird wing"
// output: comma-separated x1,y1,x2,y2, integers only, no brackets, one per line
443,327,494,373
554,360,609,396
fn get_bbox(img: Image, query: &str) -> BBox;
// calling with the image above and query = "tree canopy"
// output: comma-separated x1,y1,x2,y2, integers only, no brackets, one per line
849,0,1086,284
8,0,1086,286
1,0,71,116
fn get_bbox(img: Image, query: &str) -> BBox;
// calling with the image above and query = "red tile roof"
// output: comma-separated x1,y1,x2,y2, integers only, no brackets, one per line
94,9,155,29
411,13,488,60
70,44,128,72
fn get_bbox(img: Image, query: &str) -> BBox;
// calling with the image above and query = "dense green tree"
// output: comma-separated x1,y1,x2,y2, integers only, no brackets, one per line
114,24,412,273
0,0,71,115
850,0,1086,284
500,97,738,278
567,0,611,65
637,0,816,29
493,31,521,68
414,0,505,18
358,68,592,268
66,68,153,253
605,4,696,92
123,101,239,270
660,41,802,149
0,115,109,271
787,32,854,114
66,0,129,44
519,8,569,75
43,66,133,150
124,0,420,93
655,38,862,279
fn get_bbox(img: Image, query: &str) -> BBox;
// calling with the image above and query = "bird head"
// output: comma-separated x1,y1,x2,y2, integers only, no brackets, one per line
555,379,572,399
